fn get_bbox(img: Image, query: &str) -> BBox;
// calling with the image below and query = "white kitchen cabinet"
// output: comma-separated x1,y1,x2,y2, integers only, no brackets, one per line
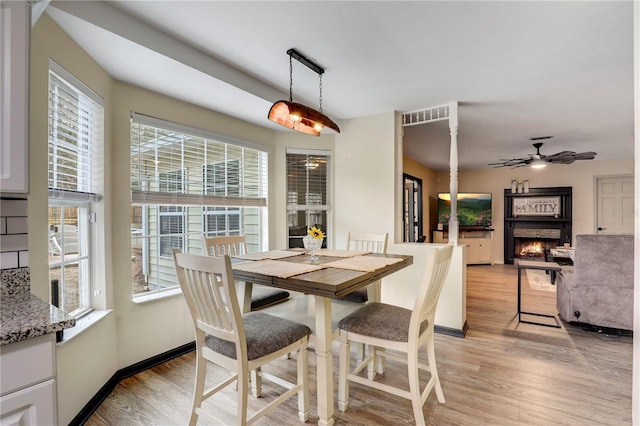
0,0,30,194
0,334,57,425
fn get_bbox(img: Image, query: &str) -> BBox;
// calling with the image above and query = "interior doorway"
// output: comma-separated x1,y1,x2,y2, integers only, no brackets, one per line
403,173,423,242
596,175,634,234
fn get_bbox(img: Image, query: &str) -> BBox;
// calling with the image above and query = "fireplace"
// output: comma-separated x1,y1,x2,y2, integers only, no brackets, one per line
513,228,561,261
504,187,572,265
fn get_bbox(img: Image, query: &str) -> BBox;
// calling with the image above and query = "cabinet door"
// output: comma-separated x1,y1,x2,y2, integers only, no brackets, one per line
464,238,491,264
0,0,30,193
465,240,480,263
0,379,56,426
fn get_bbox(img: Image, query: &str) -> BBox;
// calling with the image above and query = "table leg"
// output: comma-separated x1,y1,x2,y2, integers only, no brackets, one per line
517,267,522,322
314,295,335,426
238,281,253,314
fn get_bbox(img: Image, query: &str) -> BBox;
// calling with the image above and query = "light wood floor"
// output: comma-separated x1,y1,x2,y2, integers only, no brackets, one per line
86,264,633,425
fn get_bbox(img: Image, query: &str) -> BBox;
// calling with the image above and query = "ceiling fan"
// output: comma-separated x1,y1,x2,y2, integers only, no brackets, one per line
489,139,597,168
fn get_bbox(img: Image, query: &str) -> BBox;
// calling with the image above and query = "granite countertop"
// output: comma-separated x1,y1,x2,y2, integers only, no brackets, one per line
1,293,76,345
1,268,76,346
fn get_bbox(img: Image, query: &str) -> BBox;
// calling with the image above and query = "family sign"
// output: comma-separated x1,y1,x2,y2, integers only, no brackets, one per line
512,196,561,216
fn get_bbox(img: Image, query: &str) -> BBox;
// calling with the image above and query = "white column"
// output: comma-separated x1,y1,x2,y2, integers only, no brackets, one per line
448,102,459,244
395,112,405,244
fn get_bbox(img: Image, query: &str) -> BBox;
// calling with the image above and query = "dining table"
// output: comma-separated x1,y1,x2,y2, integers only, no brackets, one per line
230,248,413,426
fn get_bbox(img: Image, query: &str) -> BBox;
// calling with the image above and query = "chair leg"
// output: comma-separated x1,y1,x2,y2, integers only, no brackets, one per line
338,335,350,411
356,342,364,363
366,344,376,380
297,343,310,421
426,332,445,403
407,350,426,426
250,367,262,398
189,351,206,426
237,369,249,426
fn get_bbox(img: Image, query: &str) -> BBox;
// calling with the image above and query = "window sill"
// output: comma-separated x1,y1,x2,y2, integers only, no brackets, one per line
56,309,112,345
133,287,182,304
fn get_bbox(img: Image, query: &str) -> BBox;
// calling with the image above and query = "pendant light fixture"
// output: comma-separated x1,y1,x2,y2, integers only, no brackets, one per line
268,48,340,136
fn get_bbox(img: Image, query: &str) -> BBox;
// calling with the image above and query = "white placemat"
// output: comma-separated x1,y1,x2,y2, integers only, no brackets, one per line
316,249,371,258
233,259,325,278
321,255,403,272
232,250,304,261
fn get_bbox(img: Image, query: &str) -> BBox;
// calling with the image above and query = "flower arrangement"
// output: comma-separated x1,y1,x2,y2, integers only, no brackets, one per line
307,226,325,240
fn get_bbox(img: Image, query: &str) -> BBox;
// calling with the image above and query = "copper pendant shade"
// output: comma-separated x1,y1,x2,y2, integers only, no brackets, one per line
268,49,340,136
268,100,340,136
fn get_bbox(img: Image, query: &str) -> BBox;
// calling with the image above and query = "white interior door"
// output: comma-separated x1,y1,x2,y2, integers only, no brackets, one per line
596,175,634,234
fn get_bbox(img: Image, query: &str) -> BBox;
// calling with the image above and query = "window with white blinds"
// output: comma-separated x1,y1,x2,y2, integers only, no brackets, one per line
129,114,269,296
286,149,331,248
47,60,104,319
130,113,267,207
48,60,104,202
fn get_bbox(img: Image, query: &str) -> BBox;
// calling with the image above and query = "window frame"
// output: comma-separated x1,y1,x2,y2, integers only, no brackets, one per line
130,115,268,298
47,60,104,319
286,148,332,249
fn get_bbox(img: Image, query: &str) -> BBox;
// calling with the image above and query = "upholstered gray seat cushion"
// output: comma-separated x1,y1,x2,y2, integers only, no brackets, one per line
250,285,290,310
339,289,367,304
338,302,427,342
205,312,311,360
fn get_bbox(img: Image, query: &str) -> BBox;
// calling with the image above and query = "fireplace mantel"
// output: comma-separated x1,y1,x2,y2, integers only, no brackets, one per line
504,187,572,264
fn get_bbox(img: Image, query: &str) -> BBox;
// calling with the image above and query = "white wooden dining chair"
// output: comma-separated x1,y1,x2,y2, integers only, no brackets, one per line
343,232,389,303
337,243,454,426
173,250,311,425
341,232,389,371
202,235,290,312
202,235,247,257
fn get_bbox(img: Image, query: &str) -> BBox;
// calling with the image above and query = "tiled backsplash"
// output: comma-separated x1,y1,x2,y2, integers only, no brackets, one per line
0,197,29,269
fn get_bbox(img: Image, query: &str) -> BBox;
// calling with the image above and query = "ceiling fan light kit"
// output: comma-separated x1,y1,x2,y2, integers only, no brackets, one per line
489,137,597,169
268,48,340,136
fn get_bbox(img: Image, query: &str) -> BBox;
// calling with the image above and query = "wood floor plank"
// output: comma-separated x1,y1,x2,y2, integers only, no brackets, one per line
87,264,633,425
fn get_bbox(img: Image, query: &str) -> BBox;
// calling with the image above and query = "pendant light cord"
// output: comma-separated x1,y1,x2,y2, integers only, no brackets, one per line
289,54,293,102
319,75,323,113
289,50,324,113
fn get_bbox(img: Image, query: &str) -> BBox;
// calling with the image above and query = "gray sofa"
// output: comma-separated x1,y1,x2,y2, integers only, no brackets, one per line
556,234,634,330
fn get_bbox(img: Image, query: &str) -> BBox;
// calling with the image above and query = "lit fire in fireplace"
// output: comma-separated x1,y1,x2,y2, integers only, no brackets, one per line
520,241,543,257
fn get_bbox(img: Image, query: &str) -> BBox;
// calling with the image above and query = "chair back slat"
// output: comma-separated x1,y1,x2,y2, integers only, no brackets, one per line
346,232,388,254
203,235,247,257
173,250,245,347
411,244,454,334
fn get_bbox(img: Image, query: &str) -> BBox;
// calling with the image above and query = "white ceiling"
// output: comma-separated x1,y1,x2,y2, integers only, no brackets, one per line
45,1,635,171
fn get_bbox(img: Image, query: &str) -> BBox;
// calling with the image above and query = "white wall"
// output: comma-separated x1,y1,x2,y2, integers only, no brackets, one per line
333,112,467,332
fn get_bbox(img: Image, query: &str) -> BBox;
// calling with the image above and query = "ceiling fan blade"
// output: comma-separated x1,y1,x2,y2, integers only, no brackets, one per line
488,159,528,168
491,141,596,168
548,156,575,163
546,151,575,159
574,152,597,160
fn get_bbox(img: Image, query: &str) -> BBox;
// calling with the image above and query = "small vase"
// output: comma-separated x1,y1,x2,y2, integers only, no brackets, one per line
303,235,323,260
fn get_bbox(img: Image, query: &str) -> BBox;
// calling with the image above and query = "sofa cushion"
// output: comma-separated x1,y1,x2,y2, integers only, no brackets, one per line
573,234,633,288
556,234,634,330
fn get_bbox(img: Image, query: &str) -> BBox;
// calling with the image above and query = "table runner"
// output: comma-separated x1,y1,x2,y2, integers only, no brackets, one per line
315,249,371,258
232,259,325,278
321,255,404,272
232,250,303,261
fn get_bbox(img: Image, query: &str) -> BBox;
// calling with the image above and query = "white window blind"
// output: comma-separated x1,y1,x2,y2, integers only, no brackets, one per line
286,149,331,248
130,113,268,207
48,60,104,202
286,149,331,210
